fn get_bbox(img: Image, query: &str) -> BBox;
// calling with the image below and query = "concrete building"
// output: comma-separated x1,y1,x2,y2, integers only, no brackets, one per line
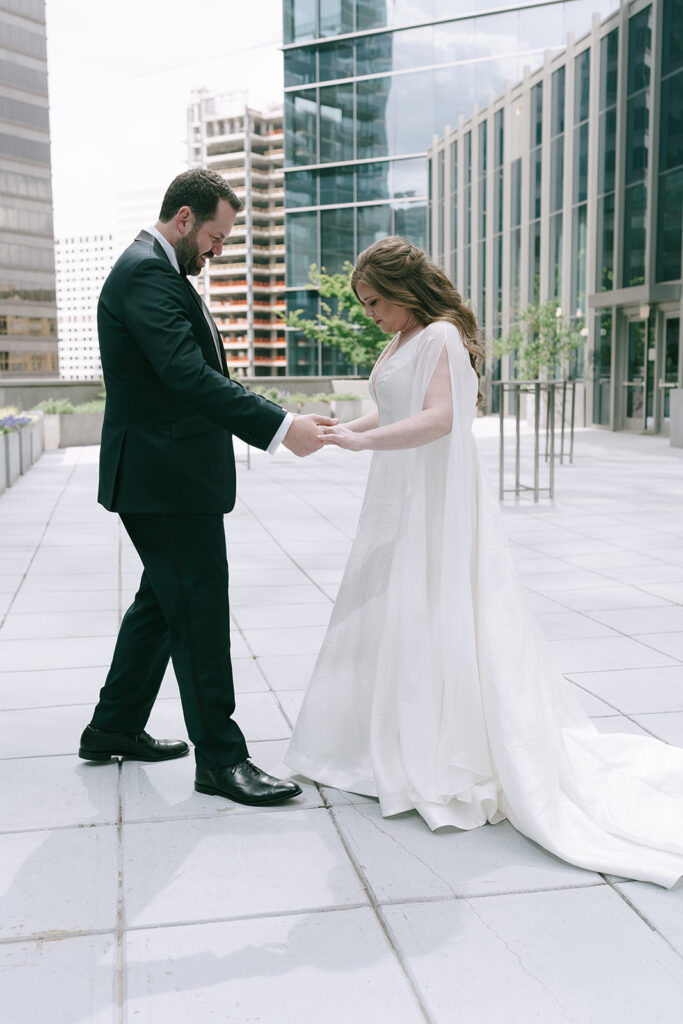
0,0,58,378
187,91,286,377
429,0,682,434
282,0,621,375
113,188,162,258
55,233,113,380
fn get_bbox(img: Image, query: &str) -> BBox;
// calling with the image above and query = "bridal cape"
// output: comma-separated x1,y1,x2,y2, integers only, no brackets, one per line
284,320,683,888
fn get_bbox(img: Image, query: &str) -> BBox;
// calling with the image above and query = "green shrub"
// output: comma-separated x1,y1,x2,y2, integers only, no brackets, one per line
36,399,76,414
73,399,106,413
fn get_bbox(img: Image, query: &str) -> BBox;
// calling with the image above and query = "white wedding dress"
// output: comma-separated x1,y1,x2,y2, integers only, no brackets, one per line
284,320,683,888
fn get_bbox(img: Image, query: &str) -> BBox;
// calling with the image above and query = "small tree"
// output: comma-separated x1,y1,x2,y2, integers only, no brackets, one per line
282,263,389,371
492,300,584,380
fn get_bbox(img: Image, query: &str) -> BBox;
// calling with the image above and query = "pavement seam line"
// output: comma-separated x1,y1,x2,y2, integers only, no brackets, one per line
603,876,683,963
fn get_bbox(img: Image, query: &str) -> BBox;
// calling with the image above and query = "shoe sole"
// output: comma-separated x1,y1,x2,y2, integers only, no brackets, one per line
194,781,303,806
78,747,190,763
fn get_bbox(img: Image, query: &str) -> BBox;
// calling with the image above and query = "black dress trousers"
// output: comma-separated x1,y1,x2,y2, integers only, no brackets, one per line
91,512,248,770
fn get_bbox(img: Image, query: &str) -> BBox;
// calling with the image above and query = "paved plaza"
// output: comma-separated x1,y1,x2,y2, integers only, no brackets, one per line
1,423,683,1023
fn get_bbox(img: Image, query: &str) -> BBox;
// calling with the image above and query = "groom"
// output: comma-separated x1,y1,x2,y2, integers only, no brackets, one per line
78,168,334,805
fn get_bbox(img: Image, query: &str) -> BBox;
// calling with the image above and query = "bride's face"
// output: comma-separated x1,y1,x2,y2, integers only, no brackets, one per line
356,284,417,335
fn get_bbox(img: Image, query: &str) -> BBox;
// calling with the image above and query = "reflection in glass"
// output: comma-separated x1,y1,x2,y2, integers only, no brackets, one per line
550,136,564,213
626,319,646,419
549,212,563,300
318,40,353,82
552,66,565,136
357,204,391,252
571,203,587,316
597,193,614,291
529,221,540,302
598,108,617,194
321,207,354,274
659,70,683,173
657,167,683,282
574,48,590,124
531,83,542,147
285,168,317,208
319,83,354,162
284,47,317,87
357,161,391,202
286,211,318,286
511,157,521,228
663,317,680,419
592,310,612,426
355,33,393,77
393,203,427,250
530,147,542,220
319,0,354,37
623,184,647,286
356,78,391,159
600,29,619,110
573,121,589,203
283,0,316,43
625,91,650,185
285,91,317,166
662,0,683,76
510,226,521,308
320,165,354,205
628,6,652,96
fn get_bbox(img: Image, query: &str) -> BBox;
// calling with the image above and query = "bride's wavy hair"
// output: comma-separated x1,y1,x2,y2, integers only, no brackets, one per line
351,236,485,405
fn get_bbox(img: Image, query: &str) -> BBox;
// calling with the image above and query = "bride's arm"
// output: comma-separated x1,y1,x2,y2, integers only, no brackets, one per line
343,409,380,433
320,347,452,452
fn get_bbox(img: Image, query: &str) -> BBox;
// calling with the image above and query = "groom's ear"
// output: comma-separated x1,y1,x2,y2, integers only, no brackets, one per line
176,206,194,235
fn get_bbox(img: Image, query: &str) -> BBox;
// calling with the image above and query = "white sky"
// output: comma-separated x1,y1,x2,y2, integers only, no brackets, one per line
45,0,284,238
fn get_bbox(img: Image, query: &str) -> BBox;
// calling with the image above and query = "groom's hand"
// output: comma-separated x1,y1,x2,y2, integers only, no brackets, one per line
282,413,338,457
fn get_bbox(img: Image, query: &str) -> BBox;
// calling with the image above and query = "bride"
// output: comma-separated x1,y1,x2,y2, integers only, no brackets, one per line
284,236,683,889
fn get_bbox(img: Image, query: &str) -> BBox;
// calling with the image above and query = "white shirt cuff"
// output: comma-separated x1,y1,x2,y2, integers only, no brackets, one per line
267,412,294,454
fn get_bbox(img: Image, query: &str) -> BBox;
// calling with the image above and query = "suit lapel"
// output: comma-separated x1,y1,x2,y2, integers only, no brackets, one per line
183,279,226,374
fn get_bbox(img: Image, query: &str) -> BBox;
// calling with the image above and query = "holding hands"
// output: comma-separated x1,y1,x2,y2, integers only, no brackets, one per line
318,424,367,451
282,413,338,457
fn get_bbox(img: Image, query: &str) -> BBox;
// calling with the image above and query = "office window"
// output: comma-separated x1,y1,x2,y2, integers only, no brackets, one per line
319,83,354,162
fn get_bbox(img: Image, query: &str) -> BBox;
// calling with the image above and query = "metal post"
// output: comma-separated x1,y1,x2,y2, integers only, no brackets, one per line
560,379,567,464
549,383,556,498
498,383,504,501
515,383,521,497
570,380,576,463
534,381,540,502
244,104,255,375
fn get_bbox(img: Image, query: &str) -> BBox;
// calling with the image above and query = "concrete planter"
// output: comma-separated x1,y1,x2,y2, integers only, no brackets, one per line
19,423,32,474
58,412,104,447
30,416,44,461
333,399,361,422
671,389,683,448
301,401,331,416
5,430,20,486
0,432,6,495
43,414,61,450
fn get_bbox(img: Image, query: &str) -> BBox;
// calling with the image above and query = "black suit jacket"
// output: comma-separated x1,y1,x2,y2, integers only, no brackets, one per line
97,231,286,513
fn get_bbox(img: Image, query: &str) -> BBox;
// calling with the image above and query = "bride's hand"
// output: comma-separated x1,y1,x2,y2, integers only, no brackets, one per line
318,424,367,451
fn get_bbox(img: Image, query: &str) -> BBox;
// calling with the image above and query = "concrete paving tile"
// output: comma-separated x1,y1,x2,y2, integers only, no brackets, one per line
256,653,317,690
601,563,683,585
0,635,116,671
571,684,616,716
276,689,305,728
567,666,683,714
144,692,290,746
0,755,118,831
121,739,320,823
227,566,310,587
592,715,652,737
122,808,367,927
0,573,23,593
10,589,121,613
617,879,683,956
320,785,377,807
229,584,329,607
630,712,683,746
231,602,332,630
125,909,425,1024
20,573,120,592
29,548,117,575
0,665,104,710
0,704,93,757
1,933,117,1024
0,610,119,639
633,631,683,661
332,804,600,901
561,550,659,570
536,611,616,640
0,825,118,940
548,635,677,673
383,887,683,1024
639,581,683,603
242,624,327,657
585,605,683,635
525,591,569,613
541,585,670,611
230,655,269,693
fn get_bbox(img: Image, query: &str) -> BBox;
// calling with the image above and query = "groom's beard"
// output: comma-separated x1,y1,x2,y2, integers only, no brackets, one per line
176,230,211,277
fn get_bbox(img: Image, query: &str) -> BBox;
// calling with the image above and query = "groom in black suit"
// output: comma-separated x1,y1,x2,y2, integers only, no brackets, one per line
78,169,334,805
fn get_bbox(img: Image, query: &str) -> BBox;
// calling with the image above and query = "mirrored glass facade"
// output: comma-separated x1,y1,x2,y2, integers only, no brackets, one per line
430,0,683,435
0,0,58,377
283,0,619,374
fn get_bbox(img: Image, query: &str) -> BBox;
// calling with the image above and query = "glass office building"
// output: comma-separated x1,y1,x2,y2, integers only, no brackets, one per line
430,0,682,434
282,0,619,374
0,0,58,377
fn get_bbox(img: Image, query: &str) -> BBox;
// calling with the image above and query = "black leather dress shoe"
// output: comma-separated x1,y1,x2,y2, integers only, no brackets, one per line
195,760,303,806
78,725,190,762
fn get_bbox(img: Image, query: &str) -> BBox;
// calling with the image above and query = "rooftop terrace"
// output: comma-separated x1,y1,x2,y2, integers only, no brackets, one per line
1,426,683,1022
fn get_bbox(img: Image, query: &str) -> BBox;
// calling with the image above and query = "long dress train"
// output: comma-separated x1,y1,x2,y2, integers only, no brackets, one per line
284,320,683,888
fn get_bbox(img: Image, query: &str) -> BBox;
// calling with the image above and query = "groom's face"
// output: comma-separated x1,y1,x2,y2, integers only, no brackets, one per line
175,200,237,276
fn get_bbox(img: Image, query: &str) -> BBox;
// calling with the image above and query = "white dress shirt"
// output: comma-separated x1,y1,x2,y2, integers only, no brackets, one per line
146,226,292,454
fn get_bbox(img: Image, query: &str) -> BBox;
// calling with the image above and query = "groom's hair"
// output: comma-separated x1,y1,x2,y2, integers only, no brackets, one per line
159,169,243,225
